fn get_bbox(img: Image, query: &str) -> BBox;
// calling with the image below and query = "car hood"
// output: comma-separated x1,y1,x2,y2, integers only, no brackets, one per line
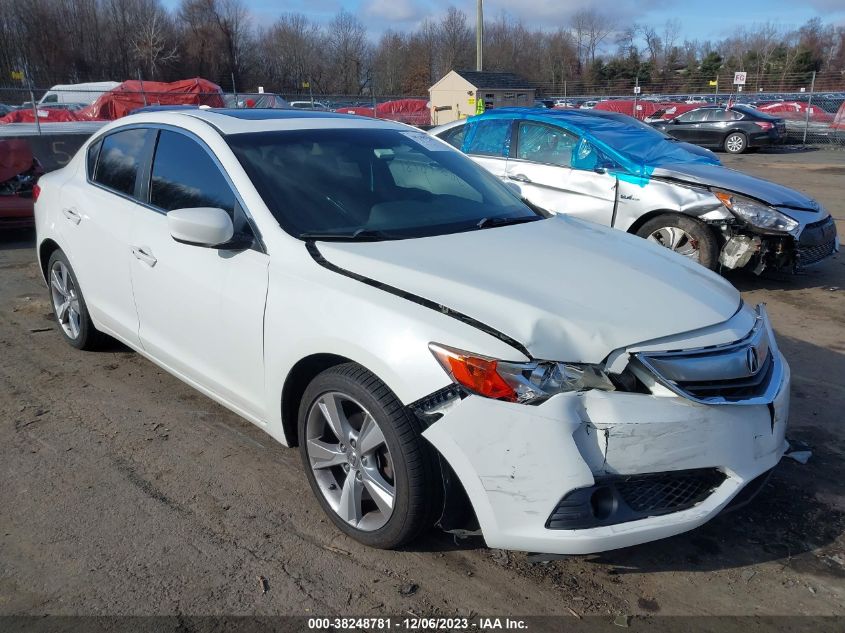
316,215,741,363
653,163,820,211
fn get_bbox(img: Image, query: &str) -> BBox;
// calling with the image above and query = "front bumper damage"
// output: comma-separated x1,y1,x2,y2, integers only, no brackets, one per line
715,214,839,275
420,310,791,555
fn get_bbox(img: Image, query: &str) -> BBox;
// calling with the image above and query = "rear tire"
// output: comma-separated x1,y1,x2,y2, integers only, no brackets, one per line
724,132,748,154
636,213,719,270
47,250,105,350
298,363,441,549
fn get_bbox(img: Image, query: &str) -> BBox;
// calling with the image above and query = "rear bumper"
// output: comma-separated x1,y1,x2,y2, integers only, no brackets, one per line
423,357,789,555
747,130,785,147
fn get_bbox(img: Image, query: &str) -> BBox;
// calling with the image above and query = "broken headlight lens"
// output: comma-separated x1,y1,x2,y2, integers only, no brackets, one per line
429,343,615,405
714,190,799,233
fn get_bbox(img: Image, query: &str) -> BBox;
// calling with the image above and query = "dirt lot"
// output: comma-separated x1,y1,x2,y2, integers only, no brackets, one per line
0,148,843,622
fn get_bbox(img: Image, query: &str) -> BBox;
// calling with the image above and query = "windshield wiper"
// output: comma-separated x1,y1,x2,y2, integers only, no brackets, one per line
476,215,542,230
298,228,400,241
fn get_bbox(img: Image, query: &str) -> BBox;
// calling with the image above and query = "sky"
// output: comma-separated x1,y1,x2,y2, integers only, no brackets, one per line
163,0,845,44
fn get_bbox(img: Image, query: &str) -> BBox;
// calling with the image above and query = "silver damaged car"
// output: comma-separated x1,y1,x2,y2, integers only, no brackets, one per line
430,108,839,274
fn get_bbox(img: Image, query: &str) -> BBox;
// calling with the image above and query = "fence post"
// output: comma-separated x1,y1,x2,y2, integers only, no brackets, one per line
231,73,238,105
802,71,816,146
23,61,41,135
137,70,148,106
28,88,41,136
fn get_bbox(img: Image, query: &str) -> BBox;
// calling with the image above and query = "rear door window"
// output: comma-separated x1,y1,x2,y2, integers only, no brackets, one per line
463,119,511,157
93,128,151,197
677,109,710,123
711,109,743,121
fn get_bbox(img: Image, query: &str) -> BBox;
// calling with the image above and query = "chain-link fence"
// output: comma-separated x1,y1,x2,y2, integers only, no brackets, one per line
1,80,843,146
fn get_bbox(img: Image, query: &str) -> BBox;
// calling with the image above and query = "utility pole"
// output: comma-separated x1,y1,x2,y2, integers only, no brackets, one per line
476,0,483,71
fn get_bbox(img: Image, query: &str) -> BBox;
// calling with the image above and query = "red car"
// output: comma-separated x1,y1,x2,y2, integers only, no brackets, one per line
1,139,43,228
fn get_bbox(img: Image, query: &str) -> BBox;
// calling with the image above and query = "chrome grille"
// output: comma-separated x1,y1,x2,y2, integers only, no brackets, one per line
634,304,783,405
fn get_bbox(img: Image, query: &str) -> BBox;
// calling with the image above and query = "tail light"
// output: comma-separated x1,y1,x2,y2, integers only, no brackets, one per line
32,184,41,202
754,122,773,131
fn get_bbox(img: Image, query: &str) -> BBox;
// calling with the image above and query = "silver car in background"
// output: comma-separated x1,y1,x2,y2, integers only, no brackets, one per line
431,109,839,274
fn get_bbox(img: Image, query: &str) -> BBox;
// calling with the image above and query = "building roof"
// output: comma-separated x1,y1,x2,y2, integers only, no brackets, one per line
452,70,534,90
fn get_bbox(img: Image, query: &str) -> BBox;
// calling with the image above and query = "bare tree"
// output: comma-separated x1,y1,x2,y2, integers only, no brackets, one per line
325,9,371,95
256,13,323,93
133,4,178,79
570,9,616,68
437,6,473,76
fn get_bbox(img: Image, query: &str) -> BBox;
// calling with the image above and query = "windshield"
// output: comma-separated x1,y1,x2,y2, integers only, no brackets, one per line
227,128,540,240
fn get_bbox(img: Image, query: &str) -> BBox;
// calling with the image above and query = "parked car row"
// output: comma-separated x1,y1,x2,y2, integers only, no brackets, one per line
32,107,831,557
651,104,787,154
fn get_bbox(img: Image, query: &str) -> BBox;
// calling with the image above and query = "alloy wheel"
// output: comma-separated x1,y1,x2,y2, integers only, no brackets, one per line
305,392,396,531
647,226,701,261
725,134,745,153
50,260,82,339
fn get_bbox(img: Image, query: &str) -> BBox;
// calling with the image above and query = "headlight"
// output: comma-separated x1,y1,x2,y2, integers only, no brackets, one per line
714,190,799,233
429,343,615,404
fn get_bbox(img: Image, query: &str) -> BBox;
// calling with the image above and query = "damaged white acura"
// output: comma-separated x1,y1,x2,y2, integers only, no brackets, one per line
35,109,789,554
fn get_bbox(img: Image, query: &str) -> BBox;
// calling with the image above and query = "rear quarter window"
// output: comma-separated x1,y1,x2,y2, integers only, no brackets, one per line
86,139,102,178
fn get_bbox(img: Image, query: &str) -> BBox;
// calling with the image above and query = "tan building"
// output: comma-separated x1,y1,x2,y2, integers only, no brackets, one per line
428,70,536,125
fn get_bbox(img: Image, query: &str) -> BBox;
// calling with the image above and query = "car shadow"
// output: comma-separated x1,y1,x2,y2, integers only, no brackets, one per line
724,255,844,292
0,227,35,251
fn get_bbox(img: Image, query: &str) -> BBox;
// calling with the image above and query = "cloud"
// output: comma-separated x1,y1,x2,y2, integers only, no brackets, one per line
362,0,422,23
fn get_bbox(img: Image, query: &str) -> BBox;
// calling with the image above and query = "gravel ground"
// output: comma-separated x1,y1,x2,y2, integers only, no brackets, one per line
0,148,843,621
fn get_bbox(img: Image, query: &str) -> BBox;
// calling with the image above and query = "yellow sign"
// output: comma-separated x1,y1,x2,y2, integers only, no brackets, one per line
708,80,718,86
10,70,23,80
467,97,475,105
302,81,310,88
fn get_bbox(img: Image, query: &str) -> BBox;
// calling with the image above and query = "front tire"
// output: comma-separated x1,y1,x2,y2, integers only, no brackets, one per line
47,250,104,350
724,131,747,154
636,213,719,270
298,363,441,549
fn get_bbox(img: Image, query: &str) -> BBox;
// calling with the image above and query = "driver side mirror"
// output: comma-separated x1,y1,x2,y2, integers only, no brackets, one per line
167,207,234,248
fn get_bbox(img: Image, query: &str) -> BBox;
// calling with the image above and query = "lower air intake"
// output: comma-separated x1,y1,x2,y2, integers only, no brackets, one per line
546,468,726,530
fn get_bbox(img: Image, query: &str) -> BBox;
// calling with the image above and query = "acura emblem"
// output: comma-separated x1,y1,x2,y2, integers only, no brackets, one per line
746,347,759,374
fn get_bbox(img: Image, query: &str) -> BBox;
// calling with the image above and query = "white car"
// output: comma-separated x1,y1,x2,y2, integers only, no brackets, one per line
289,100,328,111
34,109,790,555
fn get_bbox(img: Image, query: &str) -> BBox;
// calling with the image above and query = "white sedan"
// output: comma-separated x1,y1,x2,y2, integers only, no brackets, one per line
34,109,790,554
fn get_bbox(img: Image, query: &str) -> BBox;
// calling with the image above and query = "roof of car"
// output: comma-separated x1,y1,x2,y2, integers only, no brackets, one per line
469,107,718,175
111,107,409,135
